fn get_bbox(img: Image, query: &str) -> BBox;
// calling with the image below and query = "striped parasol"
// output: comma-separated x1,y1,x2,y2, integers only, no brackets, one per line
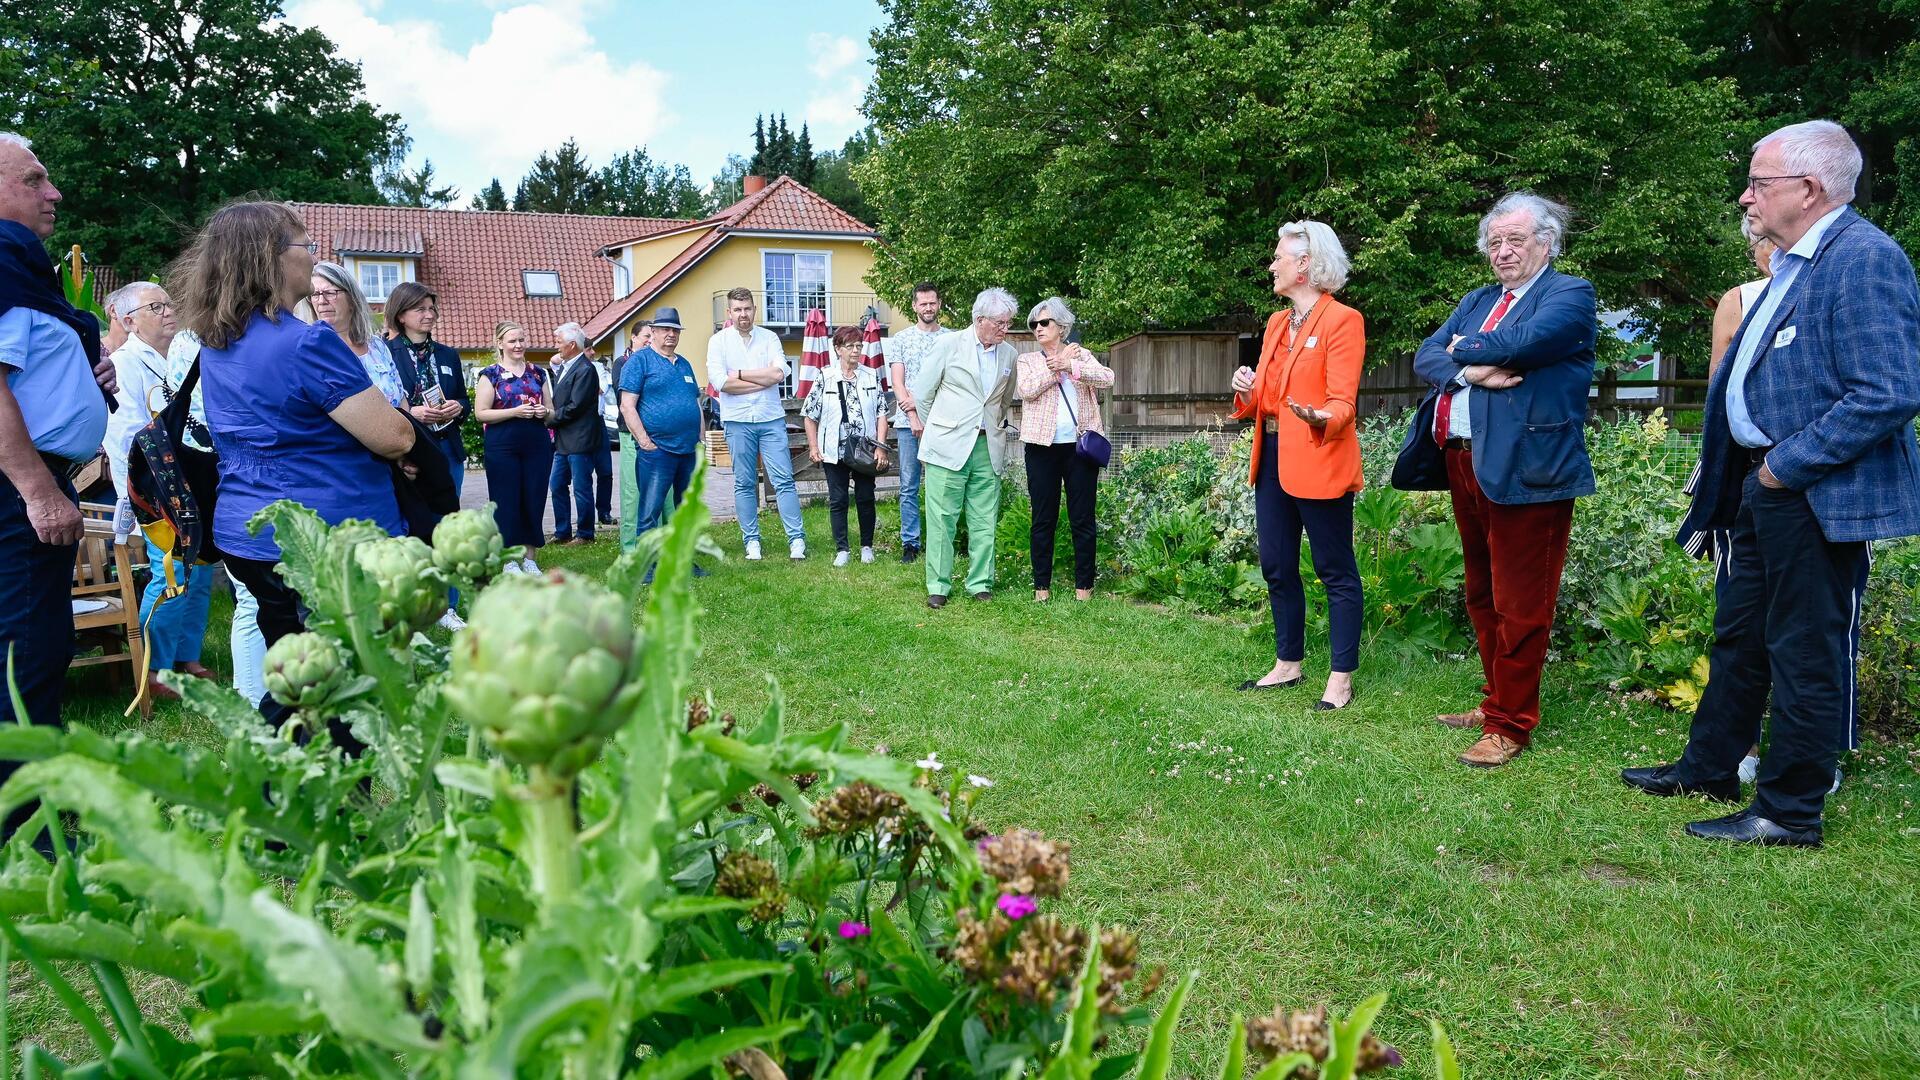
861,309,889,386
794,307,829,402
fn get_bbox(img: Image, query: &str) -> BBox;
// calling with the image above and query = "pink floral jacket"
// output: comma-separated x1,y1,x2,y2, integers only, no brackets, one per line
1015,348,1114,445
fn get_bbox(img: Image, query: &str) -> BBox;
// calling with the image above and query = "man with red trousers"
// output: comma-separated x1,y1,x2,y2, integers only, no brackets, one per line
1409,191,1597,768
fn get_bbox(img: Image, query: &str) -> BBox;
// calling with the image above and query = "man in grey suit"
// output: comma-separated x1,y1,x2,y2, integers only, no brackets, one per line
909,287,1020,608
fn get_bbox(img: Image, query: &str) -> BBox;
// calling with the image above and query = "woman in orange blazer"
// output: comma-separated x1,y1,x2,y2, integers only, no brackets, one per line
1230,220,1365,709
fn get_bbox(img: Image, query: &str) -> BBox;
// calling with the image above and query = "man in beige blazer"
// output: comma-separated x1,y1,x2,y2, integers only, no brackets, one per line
908,287,1020,607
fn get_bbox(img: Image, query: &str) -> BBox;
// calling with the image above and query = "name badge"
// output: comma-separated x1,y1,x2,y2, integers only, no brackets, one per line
1305,336,1319,348
683,375,696,384
441,363,455,375
1773,326,1796,348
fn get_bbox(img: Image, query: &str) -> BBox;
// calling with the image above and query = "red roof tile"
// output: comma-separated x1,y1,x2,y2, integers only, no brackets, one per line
333,227,424,256
291,203,685,351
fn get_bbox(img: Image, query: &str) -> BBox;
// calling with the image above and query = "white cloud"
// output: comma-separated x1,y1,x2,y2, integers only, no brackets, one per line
287,0,670,188
803,32,870,134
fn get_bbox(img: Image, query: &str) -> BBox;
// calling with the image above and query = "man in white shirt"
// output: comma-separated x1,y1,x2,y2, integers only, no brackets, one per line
885,282,951,562
706,286,805,560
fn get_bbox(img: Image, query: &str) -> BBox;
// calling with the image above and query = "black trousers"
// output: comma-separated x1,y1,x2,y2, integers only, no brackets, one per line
1254,434,1361,672
225,553,365,756
1677,465,1867,828
1,473,77,841
1025,442,1099,590
822,461,876,550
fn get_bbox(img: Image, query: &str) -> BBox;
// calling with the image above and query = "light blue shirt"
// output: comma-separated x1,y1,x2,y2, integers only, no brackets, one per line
1725,205,1849,448
974,333,998,431
0,306,110,462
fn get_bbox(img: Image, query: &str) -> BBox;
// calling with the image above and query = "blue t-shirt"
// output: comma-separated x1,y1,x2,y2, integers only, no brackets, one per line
619,347,703,455
0,307,110,462
201,311,404,559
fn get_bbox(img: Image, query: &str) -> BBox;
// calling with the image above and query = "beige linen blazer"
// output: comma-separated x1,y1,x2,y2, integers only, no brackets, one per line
909,327,1018,474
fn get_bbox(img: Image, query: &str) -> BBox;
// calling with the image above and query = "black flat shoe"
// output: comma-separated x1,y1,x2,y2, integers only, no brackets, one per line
926,593,948,609
1620,764,1740,803
1684,808,1821,847
1236,676,1303,692
1314,687,1357,711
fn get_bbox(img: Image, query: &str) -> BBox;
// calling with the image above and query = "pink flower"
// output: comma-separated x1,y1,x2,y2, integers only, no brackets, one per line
838,921,871,939
996,894,1037,920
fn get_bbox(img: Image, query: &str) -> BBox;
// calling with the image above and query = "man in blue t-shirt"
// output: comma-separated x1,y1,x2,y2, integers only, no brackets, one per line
618,307,705,567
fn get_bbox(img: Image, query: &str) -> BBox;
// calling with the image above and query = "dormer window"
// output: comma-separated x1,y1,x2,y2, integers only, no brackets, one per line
522,270,563,298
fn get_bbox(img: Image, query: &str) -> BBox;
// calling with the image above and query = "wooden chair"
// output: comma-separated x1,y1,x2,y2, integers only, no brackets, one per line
70,518,149,718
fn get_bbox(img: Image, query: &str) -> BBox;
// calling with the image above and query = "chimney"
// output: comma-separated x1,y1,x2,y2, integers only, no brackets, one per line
743,174,769,196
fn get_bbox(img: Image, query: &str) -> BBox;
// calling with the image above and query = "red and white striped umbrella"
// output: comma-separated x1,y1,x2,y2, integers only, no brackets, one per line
794,307,829,402
861,310,889,386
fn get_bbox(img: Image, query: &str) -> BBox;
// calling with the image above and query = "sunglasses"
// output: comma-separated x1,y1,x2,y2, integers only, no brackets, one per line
1027,318,1055,330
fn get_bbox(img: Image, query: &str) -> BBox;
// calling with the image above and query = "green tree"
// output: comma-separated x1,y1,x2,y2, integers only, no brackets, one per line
512,138,604,213
0,0,403,277
382,158,459,208
794,123,817,184
598,146,708,218
709,153,750,210
861,0,1742,355
470,178,510,211
810,127,879,225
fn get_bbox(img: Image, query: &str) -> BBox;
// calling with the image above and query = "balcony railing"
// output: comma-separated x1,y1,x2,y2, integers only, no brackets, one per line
711,291,899,334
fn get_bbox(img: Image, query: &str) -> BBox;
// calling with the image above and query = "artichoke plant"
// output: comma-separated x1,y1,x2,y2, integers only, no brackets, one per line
432,507,510,583
262,631,349,710
356,536,444,633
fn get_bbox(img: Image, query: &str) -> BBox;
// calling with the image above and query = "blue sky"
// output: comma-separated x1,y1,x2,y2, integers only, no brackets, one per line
286,0,886,203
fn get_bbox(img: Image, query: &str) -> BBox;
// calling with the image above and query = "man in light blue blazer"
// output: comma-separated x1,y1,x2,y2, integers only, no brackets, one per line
1625,120,1920,846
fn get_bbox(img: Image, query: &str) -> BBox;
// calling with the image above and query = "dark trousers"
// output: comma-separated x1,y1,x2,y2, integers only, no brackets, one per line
485,419,554,551
1254,436,1361,672
1,473,78,840
549,451,598,540
1025,441,1100,591
634,447,697,535
822,461,877,550
595,428,616,521
1677,467,1868,828
1446,447,1573,745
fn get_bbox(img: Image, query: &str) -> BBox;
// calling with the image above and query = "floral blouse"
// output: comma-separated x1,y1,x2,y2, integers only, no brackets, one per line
480,362,546,421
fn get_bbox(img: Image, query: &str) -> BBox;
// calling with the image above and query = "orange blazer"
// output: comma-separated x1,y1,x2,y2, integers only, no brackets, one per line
1231,296,1365,498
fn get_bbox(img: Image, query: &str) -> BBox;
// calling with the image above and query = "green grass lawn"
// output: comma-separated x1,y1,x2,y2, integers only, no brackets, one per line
28,503,1920,1077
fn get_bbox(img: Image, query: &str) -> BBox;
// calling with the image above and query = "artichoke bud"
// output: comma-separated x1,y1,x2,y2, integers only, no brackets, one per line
356,536,443,632
445,573,640,775
432,509,509,583
263,632,350,710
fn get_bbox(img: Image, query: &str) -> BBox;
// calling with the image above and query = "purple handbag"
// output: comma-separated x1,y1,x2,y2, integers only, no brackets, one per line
1056,378,1111,468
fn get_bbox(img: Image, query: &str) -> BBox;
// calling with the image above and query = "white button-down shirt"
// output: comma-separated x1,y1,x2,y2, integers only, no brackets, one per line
1725,205,1848,448
105,336,173,501
1448,262,1550,438
705,324,789,424
972,332,1000,431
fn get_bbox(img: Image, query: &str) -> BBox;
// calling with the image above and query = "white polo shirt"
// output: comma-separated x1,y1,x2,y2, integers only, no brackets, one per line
705,324,789,424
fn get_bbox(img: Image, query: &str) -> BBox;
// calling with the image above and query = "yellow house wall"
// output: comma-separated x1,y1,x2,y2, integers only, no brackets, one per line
650,235,883,367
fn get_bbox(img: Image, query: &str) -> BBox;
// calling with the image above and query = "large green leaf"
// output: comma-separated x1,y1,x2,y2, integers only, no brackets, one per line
1215,1015,1246,1080
1430,1020,1461,1080
1323,993,1389,1080
873,1006,951,1080
0,757,219,912
1133,971,1195,1080
435,835,490,1040
633,959,790,1017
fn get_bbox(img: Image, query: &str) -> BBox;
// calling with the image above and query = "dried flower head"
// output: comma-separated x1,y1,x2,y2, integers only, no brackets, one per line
952,907,1012,980
996,915,1087,1008
807,781,906,837
1095,926,1139,1014
978,828,1071,897
714,850,785,922
1247,1005,1330,1071
686,695,711,732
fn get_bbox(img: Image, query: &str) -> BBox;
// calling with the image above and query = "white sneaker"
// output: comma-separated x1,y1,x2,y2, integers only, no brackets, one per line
833,550,850,567
745,540,763,561
860,547,875,564
522,556,539,575
437,609,466,632
502,561,525,575
790,538,806,560
1830,767,1844,794
1737,754,1760,785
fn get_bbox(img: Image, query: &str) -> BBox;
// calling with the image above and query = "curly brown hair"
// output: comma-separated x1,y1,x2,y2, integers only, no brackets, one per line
168,201,306,350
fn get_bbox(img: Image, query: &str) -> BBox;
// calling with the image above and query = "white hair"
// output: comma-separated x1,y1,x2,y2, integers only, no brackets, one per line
1027,296,1075,332
971,287,1018,321
556,322,590,350
311,261,376,348
1278,220,1351,292
1478,191,1571,258
1757,119,1862,204
106,282,159,318
0,132,30,151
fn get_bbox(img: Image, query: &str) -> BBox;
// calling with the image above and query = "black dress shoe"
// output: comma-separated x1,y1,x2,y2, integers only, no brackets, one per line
971,591,992,601
1684,808,1822,847
900,544,920,564
1236,676,1303,692
926,593,948,609
1314,687,1357,711
1620,763,1740,802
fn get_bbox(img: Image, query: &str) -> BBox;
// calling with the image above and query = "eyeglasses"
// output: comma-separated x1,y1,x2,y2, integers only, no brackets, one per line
1027,318,1055,330
286,240,319,255
981,318,1012,331
1485,234,1537,253
140,300,174,316
1743,174,1809,195
310,288,345,302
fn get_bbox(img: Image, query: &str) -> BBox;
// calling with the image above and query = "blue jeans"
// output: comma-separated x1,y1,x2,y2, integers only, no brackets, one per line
635,447,698,536
722,418,804,544
895,425,924,546
229,570,266,707
139,537,215,670
549,451,599,540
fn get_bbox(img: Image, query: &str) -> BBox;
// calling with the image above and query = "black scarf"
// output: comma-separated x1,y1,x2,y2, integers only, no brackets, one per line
0,220,114,410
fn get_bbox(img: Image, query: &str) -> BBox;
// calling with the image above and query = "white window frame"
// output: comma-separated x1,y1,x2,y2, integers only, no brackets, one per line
349,258,410,302
759,248,831,330
522,270,564,298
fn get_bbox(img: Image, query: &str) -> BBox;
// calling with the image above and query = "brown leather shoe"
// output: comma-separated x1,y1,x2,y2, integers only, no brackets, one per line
144,677,182,703
1435,707,1485,730
1459,732,1523,769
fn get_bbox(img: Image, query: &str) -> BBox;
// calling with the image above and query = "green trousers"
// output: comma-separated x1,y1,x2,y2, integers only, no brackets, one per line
921,433,1000,597
618,432,641,551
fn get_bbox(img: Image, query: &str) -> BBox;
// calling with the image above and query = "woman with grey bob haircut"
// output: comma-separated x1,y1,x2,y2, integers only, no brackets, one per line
1477,192,1571,258
309,261,407,407
1015,295,1114,601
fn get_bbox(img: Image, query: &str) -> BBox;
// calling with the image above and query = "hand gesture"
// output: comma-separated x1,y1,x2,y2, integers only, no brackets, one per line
28,489,83,546
92,353,118,396
808,445,823,463
910,415,925,437
1231,366,1257,394
410,403,437,423
1284,396,1331,427
1461,365,1523,390
1045,354,1072,374
636,432,658,452
875,446,890,469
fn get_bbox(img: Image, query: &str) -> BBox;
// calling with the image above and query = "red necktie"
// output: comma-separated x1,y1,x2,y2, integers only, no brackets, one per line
1434,290,1517,446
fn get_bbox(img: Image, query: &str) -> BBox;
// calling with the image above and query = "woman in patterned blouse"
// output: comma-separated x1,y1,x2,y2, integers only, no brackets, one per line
473,320,551,572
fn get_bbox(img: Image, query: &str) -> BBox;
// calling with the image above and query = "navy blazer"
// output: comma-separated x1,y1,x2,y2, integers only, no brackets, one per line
1678,208,1920,544
1410,265,1598,505
387,337,470,462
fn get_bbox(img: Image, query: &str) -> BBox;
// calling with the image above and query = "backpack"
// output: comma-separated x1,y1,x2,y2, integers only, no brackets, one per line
126,357,222,577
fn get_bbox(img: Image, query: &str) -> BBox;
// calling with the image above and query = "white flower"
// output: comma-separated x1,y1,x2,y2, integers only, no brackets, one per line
915,751,944,772
967,774,995,788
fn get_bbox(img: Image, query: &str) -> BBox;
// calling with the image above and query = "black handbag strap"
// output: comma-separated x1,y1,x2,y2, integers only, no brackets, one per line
1056,372,1082,431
